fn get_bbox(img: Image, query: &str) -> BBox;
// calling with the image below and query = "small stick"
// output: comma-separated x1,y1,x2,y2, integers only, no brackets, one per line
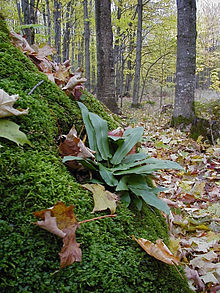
78,125,84,139
78,214,117,224
172,261,184,280
28,80,44,95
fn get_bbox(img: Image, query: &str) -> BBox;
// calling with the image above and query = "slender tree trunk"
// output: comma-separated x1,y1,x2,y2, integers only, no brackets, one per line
114,2,122,99
91,36,96,92
173,0,197,120
63,1,72,62
29,0,35,44
21,0,31,43
120,42,125,108
83,0,91,91
43,5,47,38
132,0,143,107
53,0,62,63
46,0,51,45
16,1,23,27
71,27,75,67
77,39,84,68
95,0,120,114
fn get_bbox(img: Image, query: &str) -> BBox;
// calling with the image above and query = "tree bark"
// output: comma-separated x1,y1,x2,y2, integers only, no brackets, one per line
173,0,197,120
95,0,120,114
132,0,143,107
21,0,31,43
16,1,23,27
83,0,91,91
63,1,72,62
53,0,62,63
114,2,122,99
45,0,51,45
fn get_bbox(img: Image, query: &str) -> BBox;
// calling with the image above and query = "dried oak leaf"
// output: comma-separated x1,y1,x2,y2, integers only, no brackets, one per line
0,89,29,118
132,236,179,265
82,183,118,214
33,202,82,269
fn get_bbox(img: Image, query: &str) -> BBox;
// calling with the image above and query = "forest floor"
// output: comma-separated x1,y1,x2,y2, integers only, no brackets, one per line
120,99,220,293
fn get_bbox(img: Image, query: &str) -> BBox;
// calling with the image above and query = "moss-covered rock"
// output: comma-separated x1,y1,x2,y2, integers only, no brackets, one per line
0,16,191,292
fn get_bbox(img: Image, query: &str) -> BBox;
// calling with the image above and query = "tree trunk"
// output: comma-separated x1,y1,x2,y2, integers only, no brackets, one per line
63,1,72,62
21,0,31,43
46,0,51,45
71,27,75,67
173,0,197,120
91,36,96,92
95,0,120,114
120,42,125,108
42,5,47,38
16,1,23,27
53,0,62,63
83,0,91,91
132,0,143,107
77,39,84,68
29,0,35,44
114,2,122,99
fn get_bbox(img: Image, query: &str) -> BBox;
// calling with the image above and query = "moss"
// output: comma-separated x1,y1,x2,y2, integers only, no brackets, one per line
171,115,219,143
0,19,192,292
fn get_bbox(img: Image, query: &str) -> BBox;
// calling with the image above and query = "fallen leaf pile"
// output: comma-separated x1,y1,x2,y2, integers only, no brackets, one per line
10,31,86,100
122,102,220,292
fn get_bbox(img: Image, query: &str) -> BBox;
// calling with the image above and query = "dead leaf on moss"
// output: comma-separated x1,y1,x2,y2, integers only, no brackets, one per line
10,30,35,53
33,202,82,269
59,125,95,170
82,183,118,214
132,236,179,265
0,89,28,118
59,226,82,269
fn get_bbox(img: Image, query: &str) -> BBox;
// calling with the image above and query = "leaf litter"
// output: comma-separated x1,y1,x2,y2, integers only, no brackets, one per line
122,103,220,292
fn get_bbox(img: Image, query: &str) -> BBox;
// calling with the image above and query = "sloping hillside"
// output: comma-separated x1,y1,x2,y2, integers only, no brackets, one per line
0,16,191,293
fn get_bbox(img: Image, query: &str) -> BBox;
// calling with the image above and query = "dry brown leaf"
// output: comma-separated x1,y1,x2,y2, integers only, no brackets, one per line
62,76,87,90
33,210,66,238
82,184,118,214
59,226,82,269
132,236,179,265
0,89,29,118
10,30,35,53
33,202,82,269
59,125,95,170
34,201,78,231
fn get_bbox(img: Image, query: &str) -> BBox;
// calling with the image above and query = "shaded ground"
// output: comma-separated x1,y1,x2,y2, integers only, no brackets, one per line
120,101,220,292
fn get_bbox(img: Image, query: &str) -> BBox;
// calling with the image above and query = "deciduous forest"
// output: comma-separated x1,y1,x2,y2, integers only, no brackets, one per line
0,0,219,292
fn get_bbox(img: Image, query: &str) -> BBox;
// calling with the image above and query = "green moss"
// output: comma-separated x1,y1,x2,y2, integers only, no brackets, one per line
0,19,192,292
171,115,219,143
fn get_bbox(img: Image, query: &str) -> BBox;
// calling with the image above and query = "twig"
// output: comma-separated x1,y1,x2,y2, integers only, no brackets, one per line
172,261,184,280
28,80,44,95
78,125,84,139
78,214,117,224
